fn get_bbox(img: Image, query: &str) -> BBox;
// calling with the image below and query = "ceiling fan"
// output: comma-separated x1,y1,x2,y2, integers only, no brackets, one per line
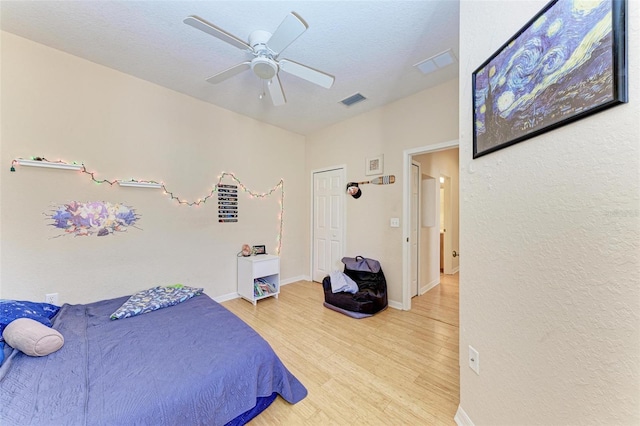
184,12,335,106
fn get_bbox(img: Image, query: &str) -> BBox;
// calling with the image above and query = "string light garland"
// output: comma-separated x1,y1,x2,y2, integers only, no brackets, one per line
10,156,285,254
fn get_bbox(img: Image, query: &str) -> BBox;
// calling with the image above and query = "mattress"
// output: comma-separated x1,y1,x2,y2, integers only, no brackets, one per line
0,293,306,425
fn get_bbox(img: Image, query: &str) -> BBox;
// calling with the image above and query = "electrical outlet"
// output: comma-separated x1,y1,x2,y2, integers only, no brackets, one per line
469,345,480,375
45,293,59,305
390,217,400,228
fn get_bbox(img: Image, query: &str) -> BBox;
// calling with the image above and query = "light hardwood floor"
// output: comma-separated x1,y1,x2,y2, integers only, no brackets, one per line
222,273,459,425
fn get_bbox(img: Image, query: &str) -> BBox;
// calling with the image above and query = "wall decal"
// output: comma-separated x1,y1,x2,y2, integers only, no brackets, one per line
48,201,140,237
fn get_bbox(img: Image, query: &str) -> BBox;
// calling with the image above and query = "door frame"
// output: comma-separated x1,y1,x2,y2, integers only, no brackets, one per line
402,140,458,310
441,174,454,275
309,165,347,281
410,161,421,297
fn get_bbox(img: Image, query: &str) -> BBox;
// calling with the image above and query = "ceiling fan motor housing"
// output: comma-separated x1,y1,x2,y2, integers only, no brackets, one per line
249,30,271,52
248,30,278,79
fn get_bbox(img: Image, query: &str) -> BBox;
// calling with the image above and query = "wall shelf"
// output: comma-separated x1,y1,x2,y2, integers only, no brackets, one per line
16,159,83,171
117,181,163,188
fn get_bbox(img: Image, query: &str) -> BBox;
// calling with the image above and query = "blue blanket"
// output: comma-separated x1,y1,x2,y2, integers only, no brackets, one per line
0,294,307,425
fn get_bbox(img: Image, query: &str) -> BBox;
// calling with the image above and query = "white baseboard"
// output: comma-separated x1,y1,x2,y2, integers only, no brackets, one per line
213,275,310,304
454,405,474,426
443,267,459,275
280,275,310,286
387,300,403,310
420,278,440,295
213,292,240,303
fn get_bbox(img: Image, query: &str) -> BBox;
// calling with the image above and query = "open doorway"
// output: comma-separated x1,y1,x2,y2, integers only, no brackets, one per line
402,140,459,310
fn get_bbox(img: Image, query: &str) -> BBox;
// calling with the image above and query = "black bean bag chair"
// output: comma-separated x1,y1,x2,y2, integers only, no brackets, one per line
322,257,388,318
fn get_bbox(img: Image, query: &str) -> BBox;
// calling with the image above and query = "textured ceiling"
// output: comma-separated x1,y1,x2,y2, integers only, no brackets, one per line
0,1,460,136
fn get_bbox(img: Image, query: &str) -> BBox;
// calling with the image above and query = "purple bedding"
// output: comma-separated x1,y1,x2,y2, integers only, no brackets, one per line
0,293,306,425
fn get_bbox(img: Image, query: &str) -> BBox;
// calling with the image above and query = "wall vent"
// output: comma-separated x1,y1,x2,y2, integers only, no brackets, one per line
340,93,367,107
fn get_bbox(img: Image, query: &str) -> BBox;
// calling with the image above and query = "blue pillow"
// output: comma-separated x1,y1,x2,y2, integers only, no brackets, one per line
0,300,60,339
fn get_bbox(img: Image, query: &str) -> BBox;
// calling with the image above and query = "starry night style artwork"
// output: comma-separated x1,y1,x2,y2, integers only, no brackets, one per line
472,0,627,158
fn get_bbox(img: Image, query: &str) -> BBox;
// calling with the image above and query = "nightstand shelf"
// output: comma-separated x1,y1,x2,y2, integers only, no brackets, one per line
237,255,280,305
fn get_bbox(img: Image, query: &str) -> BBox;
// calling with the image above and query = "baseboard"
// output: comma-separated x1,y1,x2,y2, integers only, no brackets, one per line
280,275,310,286
213,276,310,304
420,278,440,295
454,405,474,426
450,266,460,274
213,292,240,303
387,300,403,310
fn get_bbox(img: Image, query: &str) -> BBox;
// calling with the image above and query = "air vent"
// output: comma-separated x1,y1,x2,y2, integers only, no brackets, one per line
414,49,457,75
340,93,367,107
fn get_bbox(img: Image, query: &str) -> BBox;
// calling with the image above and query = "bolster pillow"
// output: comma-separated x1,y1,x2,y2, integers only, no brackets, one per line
2,317,64,356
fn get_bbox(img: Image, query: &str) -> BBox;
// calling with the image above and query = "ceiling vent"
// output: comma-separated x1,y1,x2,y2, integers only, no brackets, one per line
414,49,456,75
340,93,367,107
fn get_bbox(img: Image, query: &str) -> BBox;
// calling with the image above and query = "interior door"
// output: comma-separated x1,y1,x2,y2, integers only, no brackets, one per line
312,168,345,282
410,162,420,297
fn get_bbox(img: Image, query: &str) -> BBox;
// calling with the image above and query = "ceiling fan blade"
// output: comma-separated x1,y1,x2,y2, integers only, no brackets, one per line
266,12,308,56
278,59,335,89
206,62,251,84
184,16,252,51
268,75,286,106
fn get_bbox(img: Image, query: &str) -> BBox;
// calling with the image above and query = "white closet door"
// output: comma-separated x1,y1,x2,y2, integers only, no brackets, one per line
312,168,345,282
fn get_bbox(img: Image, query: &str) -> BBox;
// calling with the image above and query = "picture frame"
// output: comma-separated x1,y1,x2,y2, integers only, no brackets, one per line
365,155,384,176
472,0,628,159
252,245,266,255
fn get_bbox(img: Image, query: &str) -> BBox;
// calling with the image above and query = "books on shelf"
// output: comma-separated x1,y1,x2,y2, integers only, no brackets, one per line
253,278,277,297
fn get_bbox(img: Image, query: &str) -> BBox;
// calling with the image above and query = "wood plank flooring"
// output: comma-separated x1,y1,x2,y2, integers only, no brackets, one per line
222,273,459,425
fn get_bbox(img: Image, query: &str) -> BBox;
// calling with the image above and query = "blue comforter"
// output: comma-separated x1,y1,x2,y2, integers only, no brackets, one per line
0,294,307,425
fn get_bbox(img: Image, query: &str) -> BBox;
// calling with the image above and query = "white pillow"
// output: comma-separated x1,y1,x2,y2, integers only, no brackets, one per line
2,317,64,356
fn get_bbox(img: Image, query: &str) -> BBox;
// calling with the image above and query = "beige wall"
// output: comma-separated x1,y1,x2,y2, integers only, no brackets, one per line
306,79,459,305
0,31,459,308
0,32,307,304
459,1,640,424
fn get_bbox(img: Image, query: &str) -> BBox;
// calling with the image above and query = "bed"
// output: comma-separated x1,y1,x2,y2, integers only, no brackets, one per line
0,292,307,425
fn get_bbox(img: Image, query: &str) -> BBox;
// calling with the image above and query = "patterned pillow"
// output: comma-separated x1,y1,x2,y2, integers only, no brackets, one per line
0,300,60,339
110,285,203,320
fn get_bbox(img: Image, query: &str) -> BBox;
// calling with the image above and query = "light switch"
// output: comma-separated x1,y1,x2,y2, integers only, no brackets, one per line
390,218,400,228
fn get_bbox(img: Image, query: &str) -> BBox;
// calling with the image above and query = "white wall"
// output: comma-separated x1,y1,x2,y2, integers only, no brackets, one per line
305,79,459,305
459,1,640,424
0,32,307,304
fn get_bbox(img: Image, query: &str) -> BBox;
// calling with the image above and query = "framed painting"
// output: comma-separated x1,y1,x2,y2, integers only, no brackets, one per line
472,0,628,158
365,155,383,176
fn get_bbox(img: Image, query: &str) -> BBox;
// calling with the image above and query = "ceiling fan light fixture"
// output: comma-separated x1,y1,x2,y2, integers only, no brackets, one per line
251,57,278,80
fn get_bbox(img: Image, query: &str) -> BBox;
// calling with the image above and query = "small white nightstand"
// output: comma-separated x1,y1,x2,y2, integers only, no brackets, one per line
237,254,280,305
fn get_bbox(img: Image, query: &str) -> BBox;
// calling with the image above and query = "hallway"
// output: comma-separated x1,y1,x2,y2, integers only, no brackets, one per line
413,272,459,328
